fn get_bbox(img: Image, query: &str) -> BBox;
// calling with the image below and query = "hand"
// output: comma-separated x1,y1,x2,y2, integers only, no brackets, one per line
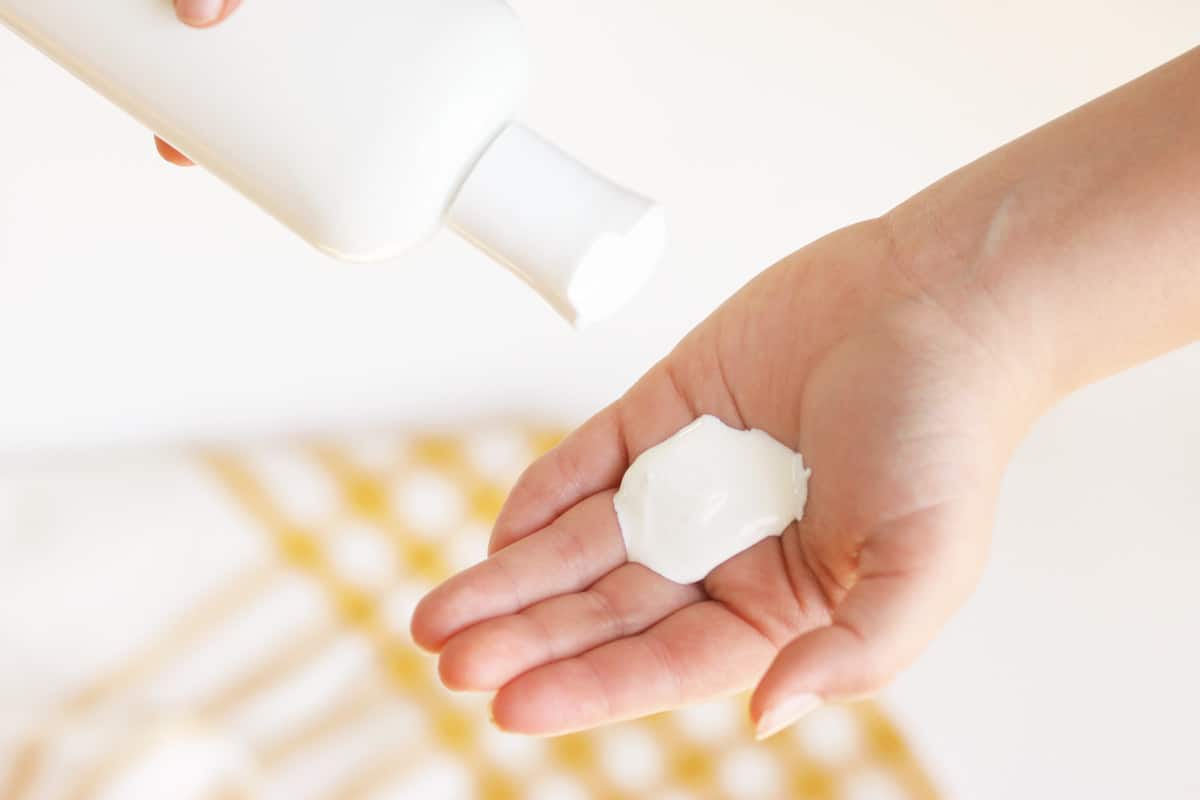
153,0,245,166
412,47,1200,738
411,215,1047,737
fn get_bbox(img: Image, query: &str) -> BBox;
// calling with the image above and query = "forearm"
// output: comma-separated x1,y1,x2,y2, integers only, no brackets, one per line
889,46,1200,403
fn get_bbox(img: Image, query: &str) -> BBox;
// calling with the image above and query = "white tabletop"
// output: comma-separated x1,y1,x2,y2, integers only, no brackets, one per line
2,1,1198,796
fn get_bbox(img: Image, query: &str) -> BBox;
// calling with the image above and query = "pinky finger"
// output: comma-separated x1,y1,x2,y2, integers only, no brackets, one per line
489,362,697,555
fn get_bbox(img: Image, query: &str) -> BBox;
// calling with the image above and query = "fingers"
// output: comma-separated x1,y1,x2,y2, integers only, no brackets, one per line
491,601,777,736
749,567,958,740
411,491,627,653
438,564,703,692
157,2,244,163
174,0,244,28
489,407,625,555
154,137,194,167
489,362,697,555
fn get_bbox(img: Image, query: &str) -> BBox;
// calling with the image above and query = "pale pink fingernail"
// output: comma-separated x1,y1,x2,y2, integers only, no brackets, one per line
175,0,224,25
754,693,822,741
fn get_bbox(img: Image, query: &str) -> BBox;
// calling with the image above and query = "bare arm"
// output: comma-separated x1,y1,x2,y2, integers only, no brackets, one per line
889,46,1200,402
413,46,1200,739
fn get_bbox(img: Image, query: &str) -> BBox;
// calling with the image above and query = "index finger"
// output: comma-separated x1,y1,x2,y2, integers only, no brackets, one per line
411,491,628,653
489,359,712,555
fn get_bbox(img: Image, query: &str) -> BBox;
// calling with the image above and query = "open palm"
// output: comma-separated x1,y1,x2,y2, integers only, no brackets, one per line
412,217,1040,736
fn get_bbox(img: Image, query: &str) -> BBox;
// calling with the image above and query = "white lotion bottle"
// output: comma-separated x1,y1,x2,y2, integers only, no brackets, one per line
0,0,665,325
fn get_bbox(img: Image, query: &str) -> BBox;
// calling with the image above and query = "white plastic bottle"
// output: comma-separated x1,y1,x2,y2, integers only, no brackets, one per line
0,0,665,325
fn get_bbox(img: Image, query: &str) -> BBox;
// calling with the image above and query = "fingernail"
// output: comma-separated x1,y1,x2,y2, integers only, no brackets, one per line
176,0,224,25
754,693,821,741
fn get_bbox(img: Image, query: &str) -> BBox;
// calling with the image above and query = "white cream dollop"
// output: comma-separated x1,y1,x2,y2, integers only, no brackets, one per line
613,415,811,585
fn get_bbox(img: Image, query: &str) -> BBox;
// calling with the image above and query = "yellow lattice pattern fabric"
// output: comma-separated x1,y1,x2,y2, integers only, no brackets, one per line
0,428,938,800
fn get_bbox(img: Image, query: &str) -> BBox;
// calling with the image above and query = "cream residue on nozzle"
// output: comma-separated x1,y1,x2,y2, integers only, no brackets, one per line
613,415,811,585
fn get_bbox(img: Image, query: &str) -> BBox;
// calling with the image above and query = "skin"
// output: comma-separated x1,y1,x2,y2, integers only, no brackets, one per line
153,0,244,165
412,46,1200,737
414,222,1030,737
158,7,1200,738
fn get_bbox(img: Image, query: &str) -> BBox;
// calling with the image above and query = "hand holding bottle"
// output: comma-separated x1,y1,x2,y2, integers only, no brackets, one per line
154,0,244,165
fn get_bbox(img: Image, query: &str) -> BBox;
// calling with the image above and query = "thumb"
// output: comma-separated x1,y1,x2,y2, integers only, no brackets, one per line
175,0,244,28
749,561,966,740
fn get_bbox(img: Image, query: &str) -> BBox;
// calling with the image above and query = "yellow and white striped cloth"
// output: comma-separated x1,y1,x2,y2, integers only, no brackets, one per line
0,427,938,800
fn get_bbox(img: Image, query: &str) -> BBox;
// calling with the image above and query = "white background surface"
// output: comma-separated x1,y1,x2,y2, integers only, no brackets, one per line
1,1,1198,797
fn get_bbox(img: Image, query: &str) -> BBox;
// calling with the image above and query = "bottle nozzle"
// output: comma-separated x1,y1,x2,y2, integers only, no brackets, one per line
447,124,665,327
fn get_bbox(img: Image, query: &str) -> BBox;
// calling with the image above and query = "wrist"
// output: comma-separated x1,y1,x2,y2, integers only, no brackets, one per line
881,194,1067,430
886,48,1200,412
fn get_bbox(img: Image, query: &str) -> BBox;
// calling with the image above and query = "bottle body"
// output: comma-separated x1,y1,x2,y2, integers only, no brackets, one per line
0,0,527,260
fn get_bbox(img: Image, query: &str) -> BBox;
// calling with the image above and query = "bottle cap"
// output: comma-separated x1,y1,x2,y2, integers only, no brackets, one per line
448,124,665,327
